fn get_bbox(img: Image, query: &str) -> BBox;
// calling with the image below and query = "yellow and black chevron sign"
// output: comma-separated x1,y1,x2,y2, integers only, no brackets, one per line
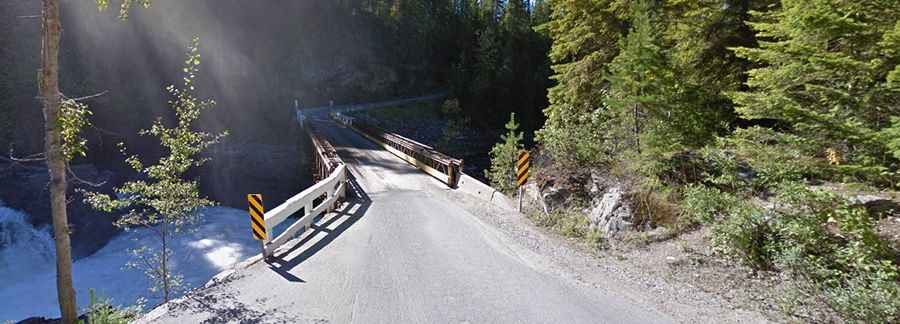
247,194,267,241
516,151,529,188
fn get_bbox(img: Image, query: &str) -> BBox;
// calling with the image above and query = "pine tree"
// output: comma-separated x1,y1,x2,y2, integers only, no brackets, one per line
729,0,900,184
604,0,678,160
535,0,627,164
660,0,773,146
487,112,524,194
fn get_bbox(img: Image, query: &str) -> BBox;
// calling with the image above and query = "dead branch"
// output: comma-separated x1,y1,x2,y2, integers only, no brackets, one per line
64,90,109,102
66,163,106,187
6,149,47,162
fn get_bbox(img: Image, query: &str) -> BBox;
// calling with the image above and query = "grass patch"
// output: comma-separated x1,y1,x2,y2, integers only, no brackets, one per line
527,209,605,251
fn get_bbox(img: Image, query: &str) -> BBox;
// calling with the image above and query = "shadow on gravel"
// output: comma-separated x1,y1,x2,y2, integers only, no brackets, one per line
167,291,306,324
265,174,370,282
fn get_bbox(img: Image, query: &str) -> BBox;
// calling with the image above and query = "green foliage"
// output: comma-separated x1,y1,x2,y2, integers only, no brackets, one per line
686,130,900,321
711,205,776,270
528,209,604,250
604,0,684,163
348,0,550,134
95,0,152,20
486,112,523,194
772,184,900,322
701,127,824,192
536,0,626,165
883,117,900,161
681,185,740,226
58,99,92,161
819,265,900,323
660,0,769,138
536,0,752,171
728,0,900,186
436,99,469,152
80,289,139,324
693,178,900,321
450,0,550,132
84,37,225,301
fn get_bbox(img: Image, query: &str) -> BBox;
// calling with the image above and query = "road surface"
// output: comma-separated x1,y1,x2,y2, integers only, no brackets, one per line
141,112,683,323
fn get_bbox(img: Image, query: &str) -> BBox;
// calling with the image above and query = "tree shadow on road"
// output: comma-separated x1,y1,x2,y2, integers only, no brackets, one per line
264,173,370,282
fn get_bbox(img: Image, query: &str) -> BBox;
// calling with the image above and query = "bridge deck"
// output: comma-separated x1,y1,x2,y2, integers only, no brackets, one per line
140,113,679,323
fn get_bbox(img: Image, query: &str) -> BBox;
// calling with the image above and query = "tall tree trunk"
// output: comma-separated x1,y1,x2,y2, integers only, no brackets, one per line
161,221,170,302
633,104,641,154
40,0,77,322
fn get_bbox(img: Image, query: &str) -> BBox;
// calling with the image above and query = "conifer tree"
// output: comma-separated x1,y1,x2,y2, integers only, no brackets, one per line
487,112,524,194
604,0,678,160
535,0,627,164
729,0,900,184
661,0,772,145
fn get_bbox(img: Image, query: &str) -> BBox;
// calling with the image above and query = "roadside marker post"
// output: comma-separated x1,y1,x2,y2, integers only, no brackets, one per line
516,151,530,212
248,194,268,256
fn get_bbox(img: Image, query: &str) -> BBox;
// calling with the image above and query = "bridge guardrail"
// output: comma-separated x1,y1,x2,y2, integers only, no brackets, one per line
308,124,342,181
331,112,463,188
260,124,347,257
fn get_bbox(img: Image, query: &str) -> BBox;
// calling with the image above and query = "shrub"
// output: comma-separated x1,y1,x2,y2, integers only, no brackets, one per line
702,181,900,321
701,127,823,193
81,289,139,324
528,209,604,250
681,185,740,226
653,151,710,186
821,263,900,323
711,206,777,270
630,189,679,230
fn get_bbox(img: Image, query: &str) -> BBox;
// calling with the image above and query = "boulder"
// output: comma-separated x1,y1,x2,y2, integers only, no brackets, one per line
588,185,635,236
851,194,899,219
526,168,643,237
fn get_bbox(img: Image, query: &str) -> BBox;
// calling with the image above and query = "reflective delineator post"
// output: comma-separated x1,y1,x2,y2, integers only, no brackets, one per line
248,194,268,257
516,151,530,213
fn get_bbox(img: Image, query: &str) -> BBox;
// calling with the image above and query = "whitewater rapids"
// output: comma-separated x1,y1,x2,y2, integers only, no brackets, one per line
0,201,260,321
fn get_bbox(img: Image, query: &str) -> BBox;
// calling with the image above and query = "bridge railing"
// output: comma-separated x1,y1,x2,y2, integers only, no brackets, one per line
308,124,342,181
331,111,463,188
261,125,347,257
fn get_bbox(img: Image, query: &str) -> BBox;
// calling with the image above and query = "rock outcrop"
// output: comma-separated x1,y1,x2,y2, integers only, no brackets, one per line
525,169,647,237
588,186,634,235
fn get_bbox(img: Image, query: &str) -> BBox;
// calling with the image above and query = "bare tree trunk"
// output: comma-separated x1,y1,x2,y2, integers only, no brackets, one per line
634,86,643,154
161,221,169,302
40,0,77,322
633,103,641,154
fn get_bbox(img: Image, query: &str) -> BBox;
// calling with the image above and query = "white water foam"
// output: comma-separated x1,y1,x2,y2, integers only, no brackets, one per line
0,201,56,285
0,202,260,321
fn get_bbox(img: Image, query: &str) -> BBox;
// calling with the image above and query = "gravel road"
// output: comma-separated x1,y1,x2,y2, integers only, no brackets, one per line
140,109,769,324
